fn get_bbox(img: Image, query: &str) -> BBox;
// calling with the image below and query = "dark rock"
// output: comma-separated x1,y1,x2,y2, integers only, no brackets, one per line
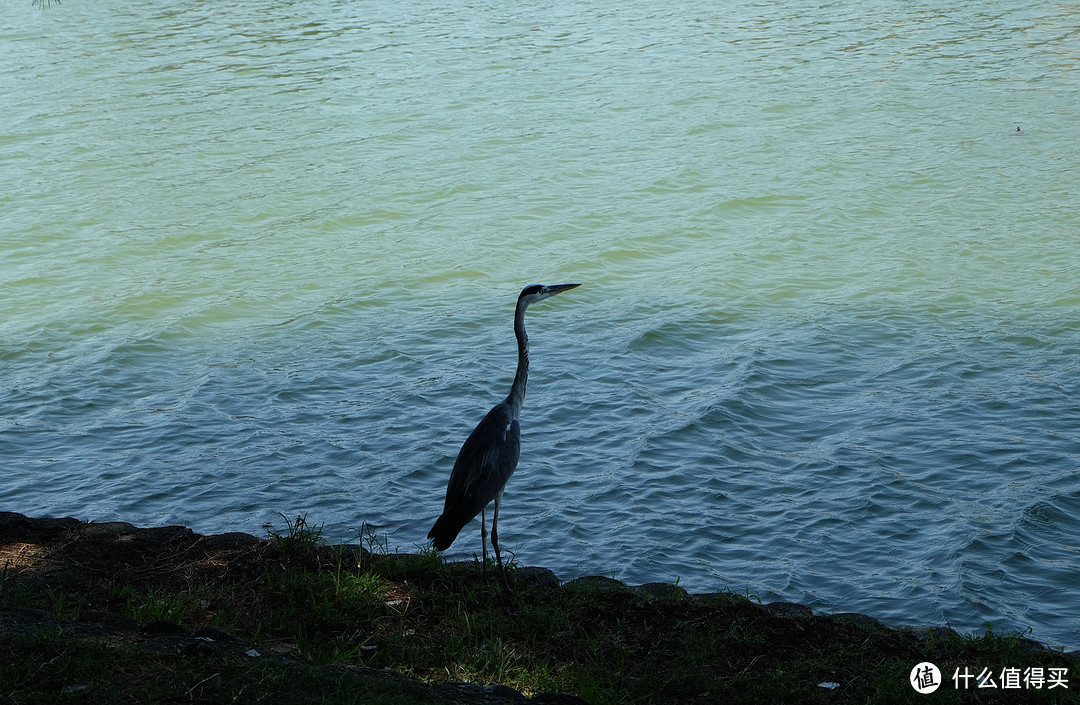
630,582,687,600
531,695,592,705
1018,637,1046,653
135,525,194,544
81,521,138,538
515,566,559,590
143,620,187,635
483,683,526,701
0,606,53,633
1066,650,1080,663
437,681,530,702
829,612,884,629
193,626,243,643
327,665,432,698
331,543,368,565
911,626,960,642
437,681,484,699
181,640,220,657
762,601,813,619
562,576,626,593
202,532,262,548
691,592,745,607
28,516,84,532
0,511,29,528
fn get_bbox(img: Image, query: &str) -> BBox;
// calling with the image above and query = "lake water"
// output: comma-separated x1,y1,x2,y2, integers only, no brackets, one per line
2,0,1078,650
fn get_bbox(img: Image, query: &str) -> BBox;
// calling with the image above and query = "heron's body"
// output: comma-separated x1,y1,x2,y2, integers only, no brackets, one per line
427,283,580,586
427,401,520,551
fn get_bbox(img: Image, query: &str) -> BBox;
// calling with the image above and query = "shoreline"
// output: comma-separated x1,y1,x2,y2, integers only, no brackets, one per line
2,511,1077,703
3,511,1071,651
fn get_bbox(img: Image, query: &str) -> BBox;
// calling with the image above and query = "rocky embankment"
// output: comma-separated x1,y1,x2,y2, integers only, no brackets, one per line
2,512,1076,703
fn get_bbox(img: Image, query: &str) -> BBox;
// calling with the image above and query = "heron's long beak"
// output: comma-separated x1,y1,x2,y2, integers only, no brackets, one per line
542,283,581,297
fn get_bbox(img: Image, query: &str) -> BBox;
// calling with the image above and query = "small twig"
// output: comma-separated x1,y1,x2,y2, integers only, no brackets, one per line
735,654,763,676
184,672,221,700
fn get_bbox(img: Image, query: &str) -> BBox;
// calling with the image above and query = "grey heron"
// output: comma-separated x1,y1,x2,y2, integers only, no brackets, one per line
427,283,581,588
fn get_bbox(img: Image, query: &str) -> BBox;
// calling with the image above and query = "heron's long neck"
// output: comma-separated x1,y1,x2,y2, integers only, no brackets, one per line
507,301,529,419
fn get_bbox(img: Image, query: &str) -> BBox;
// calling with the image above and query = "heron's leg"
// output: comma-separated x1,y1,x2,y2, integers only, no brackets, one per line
492,495,510,592
480,507,488,577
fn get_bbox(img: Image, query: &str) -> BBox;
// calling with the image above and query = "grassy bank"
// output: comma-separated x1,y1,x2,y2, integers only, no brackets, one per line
1,512,1076,704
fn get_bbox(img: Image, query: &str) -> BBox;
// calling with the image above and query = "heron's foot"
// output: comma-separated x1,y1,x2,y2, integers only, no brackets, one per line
499,569,512,594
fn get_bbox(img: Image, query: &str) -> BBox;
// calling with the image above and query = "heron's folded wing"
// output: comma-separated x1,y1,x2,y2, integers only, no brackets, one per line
444,402,516,514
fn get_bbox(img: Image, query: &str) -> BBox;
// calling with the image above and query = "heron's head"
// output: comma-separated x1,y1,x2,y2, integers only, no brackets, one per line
518,283,580,308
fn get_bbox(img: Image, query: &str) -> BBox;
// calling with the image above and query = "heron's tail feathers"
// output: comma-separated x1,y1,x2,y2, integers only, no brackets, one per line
427,513,466,551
